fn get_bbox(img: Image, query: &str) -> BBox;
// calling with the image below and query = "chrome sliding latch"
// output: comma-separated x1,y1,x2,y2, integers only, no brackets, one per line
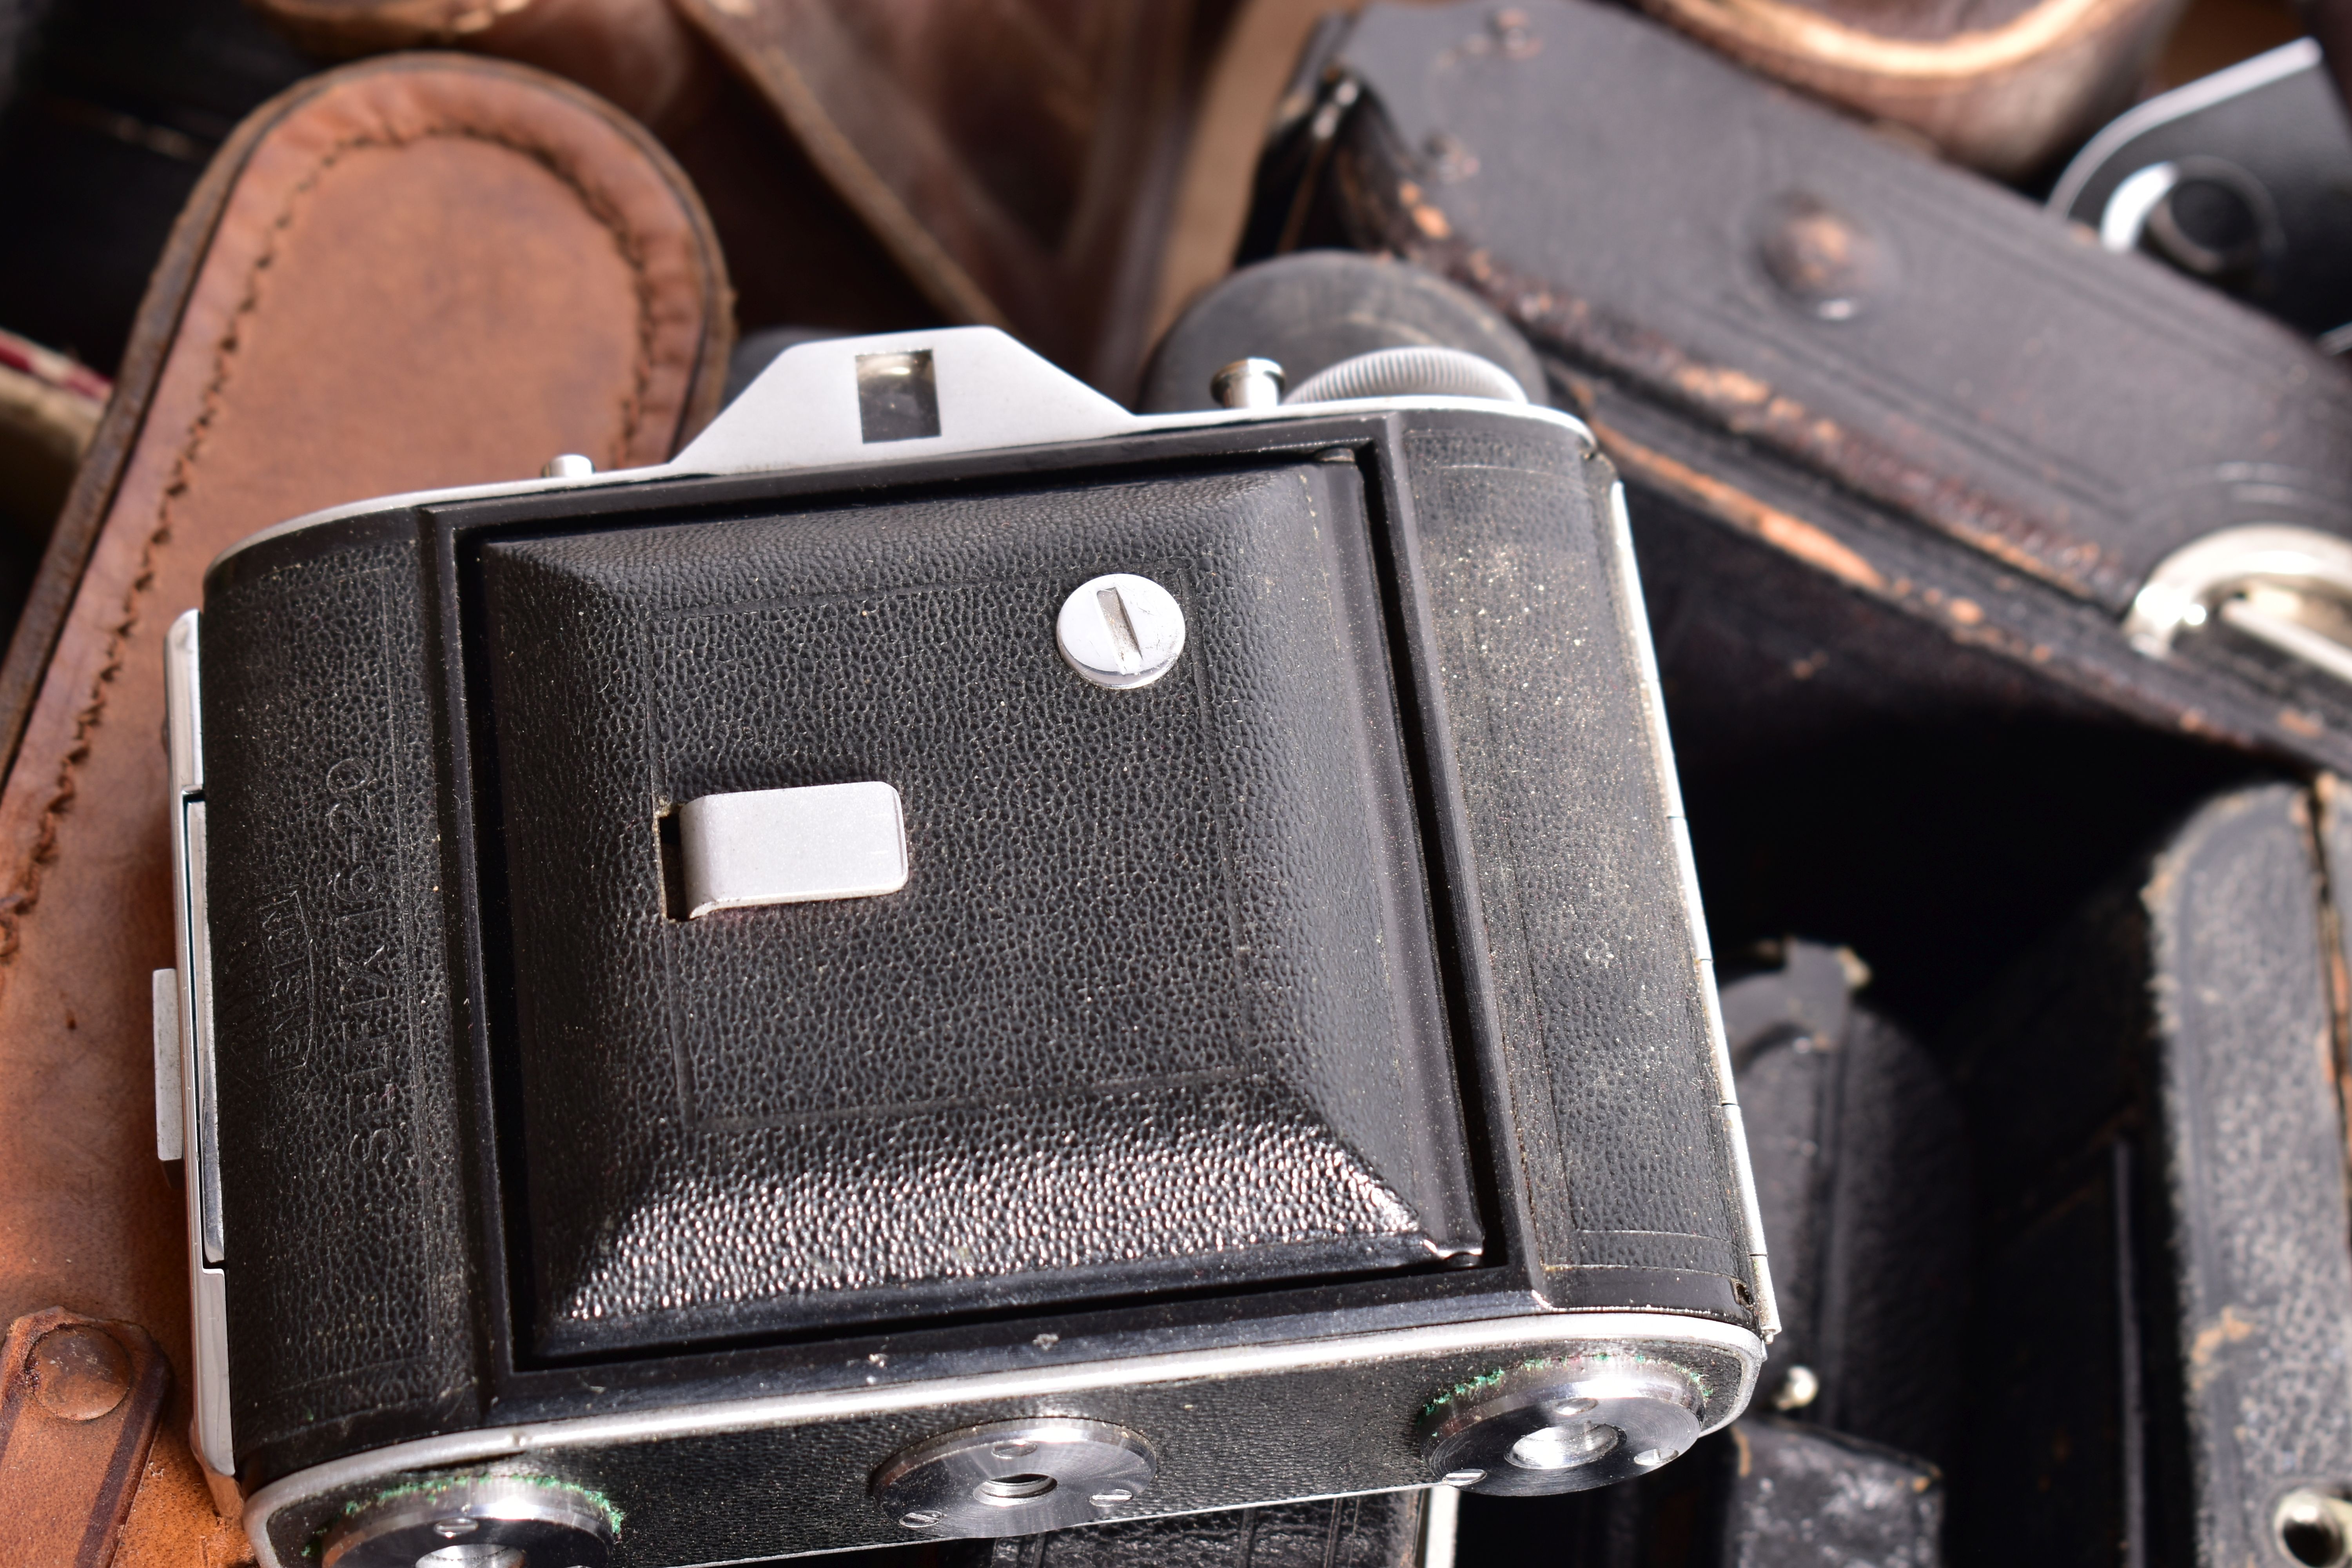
676,782,909,917
162,607,233,1480
2127,524,2352,687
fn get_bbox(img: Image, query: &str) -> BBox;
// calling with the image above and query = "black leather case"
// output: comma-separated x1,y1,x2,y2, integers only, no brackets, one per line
1719,943,1967,1469
1945,781,2352,1566
1230,0,2352,779
191,370,1766,1563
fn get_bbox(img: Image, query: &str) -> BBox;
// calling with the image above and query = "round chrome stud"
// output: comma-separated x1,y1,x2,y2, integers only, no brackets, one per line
872,1417,1156,1539
320,1475,614,1568
1209,357,1286,408
1418,1356,1705,1497
1056,573,1187,690
1769,1363,1821,1412
2276,1490,2352,1567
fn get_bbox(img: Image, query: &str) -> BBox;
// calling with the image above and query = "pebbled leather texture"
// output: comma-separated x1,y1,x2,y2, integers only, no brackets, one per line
203,540,475,1479
1948,783,2352,1565
1723,943,1968,1465
1405,427,1751,1309
477,461,1479,1353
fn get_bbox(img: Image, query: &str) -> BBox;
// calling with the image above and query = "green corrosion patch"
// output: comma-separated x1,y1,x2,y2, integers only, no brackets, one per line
1417,1349,1713,1425
303,1472,624,1559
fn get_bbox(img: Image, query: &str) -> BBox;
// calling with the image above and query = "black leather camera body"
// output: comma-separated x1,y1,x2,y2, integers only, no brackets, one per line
157,328,1772,1566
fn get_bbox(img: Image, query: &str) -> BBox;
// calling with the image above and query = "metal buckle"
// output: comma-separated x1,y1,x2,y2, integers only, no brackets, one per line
2127,524,2352,688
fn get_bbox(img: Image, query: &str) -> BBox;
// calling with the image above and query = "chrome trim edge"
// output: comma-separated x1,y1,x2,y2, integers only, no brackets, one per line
2219,596,2352,686
1603,480,1778,1341
167,609,234,1479
2125,523,2352,658
244,1310,1762,1568
186,801,222,1265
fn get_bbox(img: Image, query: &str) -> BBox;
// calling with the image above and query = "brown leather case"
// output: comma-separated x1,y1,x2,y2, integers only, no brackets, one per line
1633,0,2189,177
246,0,950,341
0,53,731,1563
245,0,1237,394
666,0,1225,391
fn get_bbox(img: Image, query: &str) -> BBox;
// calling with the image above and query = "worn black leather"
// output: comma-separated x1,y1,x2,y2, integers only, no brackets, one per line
202,537,483,1474
1403,426,1748,1302
1242,0,2352,777
1947,783,2352,1566
1722,942,1968,1465
1715,1418,1943,1568
476,463,1478,1353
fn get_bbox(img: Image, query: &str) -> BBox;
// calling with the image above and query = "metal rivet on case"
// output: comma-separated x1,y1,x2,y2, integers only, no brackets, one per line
1756,193,1889,322
29,1326,130,1422
875,1418,1156,1538
1508,1423,1617,1471
1057,574,1187,690
1770,1364,1821,1411
1420,1357,1703,1496
541,453,595,479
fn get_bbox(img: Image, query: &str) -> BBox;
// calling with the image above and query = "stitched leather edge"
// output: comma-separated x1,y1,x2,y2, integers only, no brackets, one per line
0,53,731,789
0,82,701,975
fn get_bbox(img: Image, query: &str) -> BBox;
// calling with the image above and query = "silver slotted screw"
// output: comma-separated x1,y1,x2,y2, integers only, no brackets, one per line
1056,573,1187,690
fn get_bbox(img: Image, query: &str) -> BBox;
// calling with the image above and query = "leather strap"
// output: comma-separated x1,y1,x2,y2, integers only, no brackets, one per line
0,54,731,1563
0,1309,169,1568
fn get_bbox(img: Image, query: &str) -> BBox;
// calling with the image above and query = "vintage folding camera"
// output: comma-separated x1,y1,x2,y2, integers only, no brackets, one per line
154,328,1773,1566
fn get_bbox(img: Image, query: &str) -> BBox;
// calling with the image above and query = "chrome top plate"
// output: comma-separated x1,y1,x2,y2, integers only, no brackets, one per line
212,328,1596,568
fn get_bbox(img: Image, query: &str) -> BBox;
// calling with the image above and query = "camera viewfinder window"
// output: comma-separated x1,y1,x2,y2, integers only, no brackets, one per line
857,350,941,443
